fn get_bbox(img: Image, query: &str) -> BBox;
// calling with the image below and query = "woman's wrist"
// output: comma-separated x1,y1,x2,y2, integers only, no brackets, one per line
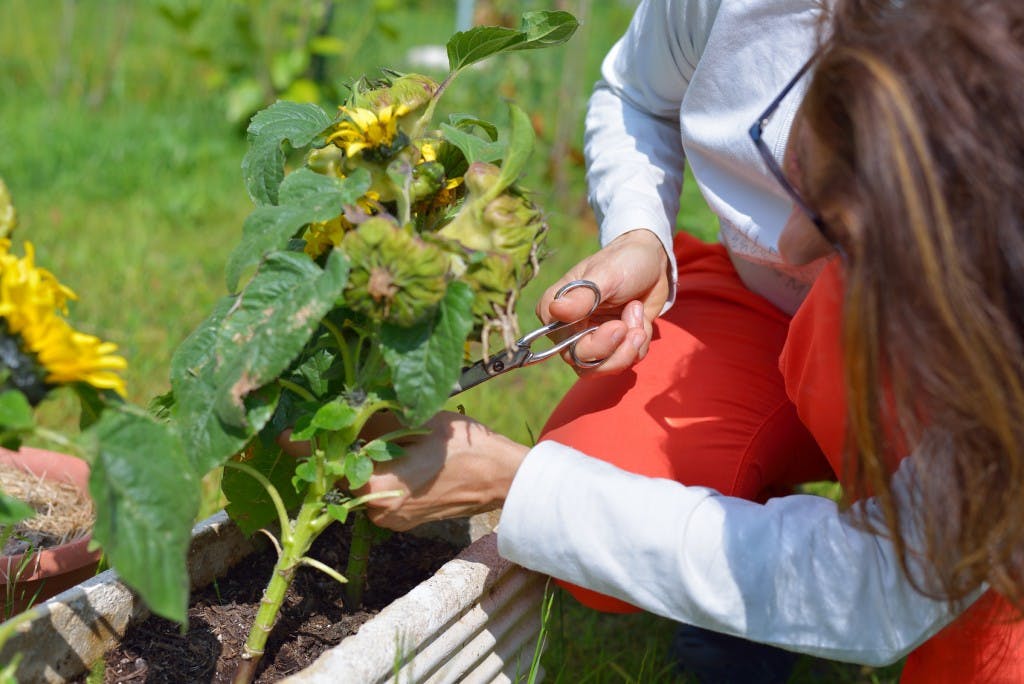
485,432,530,509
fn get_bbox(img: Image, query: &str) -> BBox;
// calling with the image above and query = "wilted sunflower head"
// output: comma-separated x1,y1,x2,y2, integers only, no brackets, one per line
0,241,127,401
342,218,451,327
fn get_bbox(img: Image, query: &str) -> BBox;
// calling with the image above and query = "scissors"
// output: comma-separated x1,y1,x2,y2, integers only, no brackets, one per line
451,280,606,396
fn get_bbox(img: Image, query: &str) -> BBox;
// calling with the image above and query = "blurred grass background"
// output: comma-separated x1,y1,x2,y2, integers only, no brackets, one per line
0,0,899,680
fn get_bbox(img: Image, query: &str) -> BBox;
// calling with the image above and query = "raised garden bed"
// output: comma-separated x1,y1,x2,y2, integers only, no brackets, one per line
0,510,548,683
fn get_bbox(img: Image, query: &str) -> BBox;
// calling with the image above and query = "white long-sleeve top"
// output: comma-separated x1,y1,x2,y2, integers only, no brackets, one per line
498,441,980,665
586,0,829,314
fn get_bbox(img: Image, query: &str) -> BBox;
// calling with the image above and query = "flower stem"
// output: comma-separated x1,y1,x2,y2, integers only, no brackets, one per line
233,481,328,684
344,510,374,608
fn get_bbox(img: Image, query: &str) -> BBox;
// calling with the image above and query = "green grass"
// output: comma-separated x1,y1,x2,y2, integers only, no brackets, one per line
0,1,902,680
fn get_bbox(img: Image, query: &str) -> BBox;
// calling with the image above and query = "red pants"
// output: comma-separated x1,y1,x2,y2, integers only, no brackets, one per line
540,232,833,612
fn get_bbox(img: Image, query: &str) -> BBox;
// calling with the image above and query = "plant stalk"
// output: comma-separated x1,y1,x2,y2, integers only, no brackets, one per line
344,511,374,608
233,480,331,684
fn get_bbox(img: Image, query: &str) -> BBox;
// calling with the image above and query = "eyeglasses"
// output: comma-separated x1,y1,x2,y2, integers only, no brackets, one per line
748,56,838,248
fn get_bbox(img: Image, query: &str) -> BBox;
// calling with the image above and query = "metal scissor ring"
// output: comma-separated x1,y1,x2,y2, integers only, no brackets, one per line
520,280,605,369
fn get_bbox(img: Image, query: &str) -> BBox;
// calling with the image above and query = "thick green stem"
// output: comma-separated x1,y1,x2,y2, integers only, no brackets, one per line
233,482,329,684
344,511,374,608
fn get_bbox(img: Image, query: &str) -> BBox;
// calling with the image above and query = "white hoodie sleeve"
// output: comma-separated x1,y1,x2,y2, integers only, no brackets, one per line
585,0,719,306
498,440,981,666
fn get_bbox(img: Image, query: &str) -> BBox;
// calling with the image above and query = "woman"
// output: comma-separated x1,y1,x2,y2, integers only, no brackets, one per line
359,0,1024,678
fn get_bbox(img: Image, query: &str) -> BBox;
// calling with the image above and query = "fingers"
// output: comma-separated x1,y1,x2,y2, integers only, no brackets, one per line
566,300,651,375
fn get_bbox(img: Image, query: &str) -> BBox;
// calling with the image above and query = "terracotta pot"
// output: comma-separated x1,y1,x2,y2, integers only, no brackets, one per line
0,446,101,616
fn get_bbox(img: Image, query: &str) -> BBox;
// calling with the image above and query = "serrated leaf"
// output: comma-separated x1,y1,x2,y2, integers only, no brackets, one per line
226,168,369,292
87,408,197,624
439,123,505,165
488,103,535,201
294,347,336,398
446,10,579,73
223,441,303,536
344,451,373,490
0,390,33,432
171,251,349,475
380,281,474,426
242,101,334,206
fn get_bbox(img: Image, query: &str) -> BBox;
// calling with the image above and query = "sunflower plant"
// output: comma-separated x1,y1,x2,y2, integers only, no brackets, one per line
166,10,578,682
0,178,197,630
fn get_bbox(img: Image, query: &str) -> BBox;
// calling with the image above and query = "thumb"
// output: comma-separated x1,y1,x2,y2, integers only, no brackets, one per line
547,284,601,323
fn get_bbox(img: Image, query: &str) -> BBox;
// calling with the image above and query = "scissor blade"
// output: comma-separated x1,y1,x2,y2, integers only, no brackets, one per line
450,346,531,396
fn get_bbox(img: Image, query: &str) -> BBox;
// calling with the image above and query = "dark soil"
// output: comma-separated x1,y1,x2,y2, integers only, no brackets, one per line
89,523,460,683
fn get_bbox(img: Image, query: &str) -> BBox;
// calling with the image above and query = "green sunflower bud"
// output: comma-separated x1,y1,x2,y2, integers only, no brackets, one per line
342,218,450,326
410,161,446,202
463,251,517,320
305,145,345,177
463,161,501,196
0,177,16,239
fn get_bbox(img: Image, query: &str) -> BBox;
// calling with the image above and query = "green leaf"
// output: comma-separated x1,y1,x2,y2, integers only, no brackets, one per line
344,451,373,490
439,123,505,165
242,101,334,206
225,168,369,292
488,103,535,201
326,502,350,524
513,10,580,51
87,408,197,624
312,399,358,431
292,459,318,489
171,251,349,475
448,113,499,141
295,347,336,398
380,281,474,426
0,391,33,432
0,489,33,525
446,10,579,73
363,438,402,462
223,441,303,536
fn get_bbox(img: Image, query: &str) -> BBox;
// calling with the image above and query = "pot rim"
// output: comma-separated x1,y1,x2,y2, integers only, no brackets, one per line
0,446,100,583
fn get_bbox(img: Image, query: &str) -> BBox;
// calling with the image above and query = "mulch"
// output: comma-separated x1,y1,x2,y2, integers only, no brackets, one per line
87,522,460,683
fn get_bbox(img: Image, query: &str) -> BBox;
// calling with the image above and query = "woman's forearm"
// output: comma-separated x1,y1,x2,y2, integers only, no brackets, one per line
497,441,980,666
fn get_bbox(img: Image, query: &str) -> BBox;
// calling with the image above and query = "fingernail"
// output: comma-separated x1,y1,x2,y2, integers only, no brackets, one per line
629,331,645,350
610,328,625,346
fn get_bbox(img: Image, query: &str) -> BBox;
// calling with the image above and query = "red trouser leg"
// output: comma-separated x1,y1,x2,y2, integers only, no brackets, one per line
539,233,833,612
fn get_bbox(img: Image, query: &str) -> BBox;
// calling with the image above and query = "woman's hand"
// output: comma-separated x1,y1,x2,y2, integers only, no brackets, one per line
356,412,529,531
536,229,670,374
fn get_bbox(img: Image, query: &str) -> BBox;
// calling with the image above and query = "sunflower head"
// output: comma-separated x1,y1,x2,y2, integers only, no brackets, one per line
342,218,451,327
326,106,409,163
0,241,127,401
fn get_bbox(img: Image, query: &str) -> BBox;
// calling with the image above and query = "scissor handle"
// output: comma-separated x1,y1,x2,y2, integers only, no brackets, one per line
520,280,605,368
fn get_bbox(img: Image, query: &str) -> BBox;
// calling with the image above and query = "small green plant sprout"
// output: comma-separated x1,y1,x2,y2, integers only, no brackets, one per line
0,178,196,643
166,10,578,683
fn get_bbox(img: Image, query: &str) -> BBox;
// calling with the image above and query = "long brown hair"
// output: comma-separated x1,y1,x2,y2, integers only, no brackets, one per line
803,0,1024,608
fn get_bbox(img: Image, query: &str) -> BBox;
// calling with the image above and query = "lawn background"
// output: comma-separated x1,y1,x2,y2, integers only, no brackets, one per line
0,1,900,681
